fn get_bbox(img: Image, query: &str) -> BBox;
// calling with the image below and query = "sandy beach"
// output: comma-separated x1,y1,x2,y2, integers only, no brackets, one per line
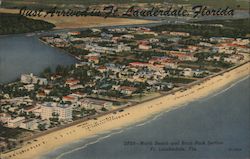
1,61,249,159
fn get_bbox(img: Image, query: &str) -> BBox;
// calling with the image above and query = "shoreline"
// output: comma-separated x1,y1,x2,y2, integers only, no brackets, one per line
1,61,249,159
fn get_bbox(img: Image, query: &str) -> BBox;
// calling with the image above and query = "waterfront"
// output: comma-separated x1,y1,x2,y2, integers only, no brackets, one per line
0,9,249,84
0,10,249,158
43,76,250,159
0,35,77,84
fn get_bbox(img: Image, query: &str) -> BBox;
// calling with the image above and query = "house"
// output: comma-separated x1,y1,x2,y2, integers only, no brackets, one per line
0,141,7,148
97,66,108,73
69,84,84,90
149,57,178,69
224,54,244,63
23,105,40,114
170,32,190,37
19,119,38,130
139,44,152,50
119,86,138,95
187,45,199,53
181,68,193,77
88,56,100,64
206,56,220,62
36,91,46,99
143,31,158,36
80,98,113,110
233,38,249,45
121,34,135,39
62,95,78,103
199,42,213,47
70,92,86,98
210,37,234,43
44,88,52,95
21,73,33,84
193,69,208,77
91,28,101,33
169,51,198,61
75,62,91,68
23,84,35,91
65,79,80,86
213,56,221,61
68,31,81,36
101,32,113,39
0,113,11,124
7,117,25,128
129,62,151,68
117,44,131,52
21,73,48,85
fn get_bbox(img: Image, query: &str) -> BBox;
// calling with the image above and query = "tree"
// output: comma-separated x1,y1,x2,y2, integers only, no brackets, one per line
42,67,52,78
38,123,46,131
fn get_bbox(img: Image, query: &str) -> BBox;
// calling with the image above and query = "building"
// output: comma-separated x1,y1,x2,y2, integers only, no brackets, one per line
80,98,113,110
21,74,33,84
21,73,48,85
129,62,151,68
149,57,178,69
40,102,73,120
69,84,84,90
119,86,138,95
224,54,244,63
65,79,80,86
169,51,198,62
138,44,152,50
181,68,193,77
170,32,190,37
62,95,78,103
0,113,11,124
23,84,35,91
19,119,38,130
55,104,73,120
7,117,25,128
117,44,131,52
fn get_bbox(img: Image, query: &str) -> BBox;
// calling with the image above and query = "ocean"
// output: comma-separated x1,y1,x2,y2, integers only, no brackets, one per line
42,76,250,159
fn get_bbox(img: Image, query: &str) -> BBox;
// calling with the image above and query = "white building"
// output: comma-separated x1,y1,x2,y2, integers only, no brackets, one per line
0,113,11,124
138,44,152,50
117,44,131,52
80,98,113,110
182,68,193,77
170,32,190,37
40,102,73,120
19,119,38,130
23,84,35,91
21,73,48,85
7,117,25,128
224,55,243,63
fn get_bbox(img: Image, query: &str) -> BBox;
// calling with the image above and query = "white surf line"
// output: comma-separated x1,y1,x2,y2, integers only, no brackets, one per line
54,129,124,159
200,75,250,102
53,104,185,159
53,75,250,159
53,112,164,159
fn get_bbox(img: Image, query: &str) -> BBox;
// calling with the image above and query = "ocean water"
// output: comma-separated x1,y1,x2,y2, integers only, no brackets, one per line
0,35,77,84
43,76,250,159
